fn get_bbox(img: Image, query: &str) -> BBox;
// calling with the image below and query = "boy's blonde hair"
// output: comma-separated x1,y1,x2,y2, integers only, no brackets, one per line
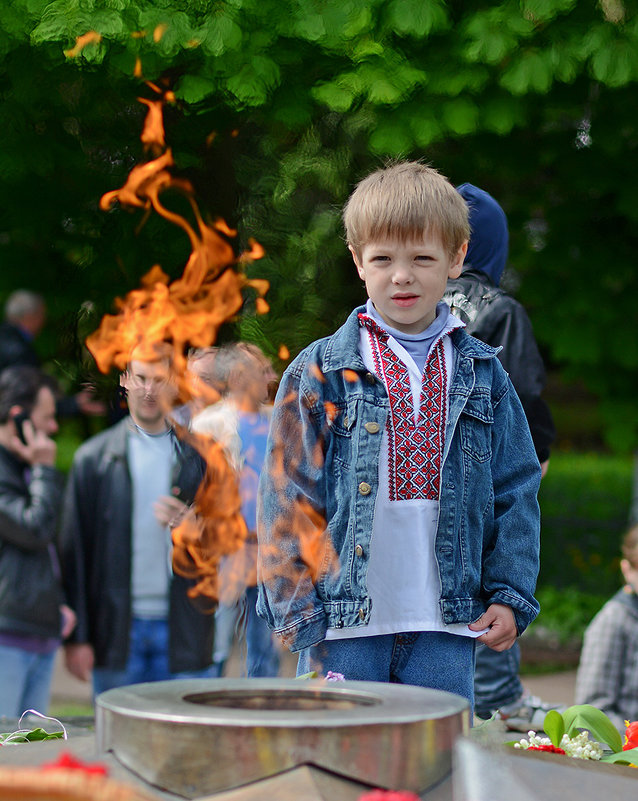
343,161,470,258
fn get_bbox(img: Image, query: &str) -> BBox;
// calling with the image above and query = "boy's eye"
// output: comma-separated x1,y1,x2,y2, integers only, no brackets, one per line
371,255,390,262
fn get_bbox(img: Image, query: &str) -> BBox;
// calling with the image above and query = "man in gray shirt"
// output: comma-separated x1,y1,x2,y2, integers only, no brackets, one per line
61,350,216,695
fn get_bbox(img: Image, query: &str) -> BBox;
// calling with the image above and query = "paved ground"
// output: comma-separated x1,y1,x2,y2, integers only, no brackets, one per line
50,646,578,708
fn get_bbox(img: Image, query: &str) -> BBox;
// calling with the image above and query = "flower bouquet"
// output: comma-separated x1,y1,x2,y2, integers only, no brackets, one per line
510,703,638,766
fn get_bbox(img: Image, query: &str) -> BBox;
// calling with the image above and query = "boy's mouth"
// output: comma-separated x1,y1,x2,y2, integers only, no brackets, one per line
391,293,419,308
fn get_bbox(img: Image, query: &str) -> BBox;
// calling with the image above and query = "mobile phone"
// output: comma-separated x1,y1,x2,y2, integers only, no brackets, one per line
12,411,30,445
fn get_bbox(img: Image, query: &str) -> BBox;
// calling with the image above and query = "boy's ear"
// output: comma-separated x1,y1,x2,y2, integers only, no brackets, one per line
448,241,468,279
621,558,635,583
349,245,365,280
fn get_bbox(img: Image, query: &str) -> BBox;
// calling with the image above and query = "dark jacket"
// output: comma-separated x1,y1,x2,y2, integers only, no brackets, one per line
444,270,555,462
444,183,555,463
0,322,80,418
60,418,214,673
0,323,39,373
0,445,65,638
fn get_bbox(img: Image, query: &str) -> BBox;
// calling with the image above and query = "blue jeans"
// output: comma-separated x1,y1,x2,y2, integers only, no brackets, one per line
93,617,216,696
211,586,280,678
297,631,475,707
0,644,56,718
473,640,523,716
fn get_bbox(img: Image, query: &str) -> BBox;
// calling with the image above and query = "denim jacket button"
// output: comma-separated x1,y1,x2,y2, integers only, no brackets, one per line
364,422,380,434
343,415,349,428
355,544,364,557
365,372,376,385
358,608,366,620
358,482,372,495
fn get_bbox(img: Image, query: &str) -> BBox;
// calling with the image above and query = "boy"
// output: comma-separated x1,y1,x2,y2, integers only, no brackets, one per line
257,162,541,707
575,525,638,732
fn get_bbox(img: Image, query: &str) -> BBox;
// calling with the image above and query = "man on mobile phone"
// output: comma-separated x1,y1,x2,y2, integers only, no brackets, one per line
0,365,76,718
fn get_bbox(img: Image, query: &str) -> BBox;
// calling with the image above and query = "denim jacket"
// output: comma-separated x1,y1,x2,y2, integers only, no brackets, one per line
257,306,541,652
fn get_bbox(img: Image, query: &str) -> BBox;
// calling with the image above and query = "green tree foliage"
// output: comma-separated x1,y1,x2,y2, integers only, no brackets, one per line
0,0,637,447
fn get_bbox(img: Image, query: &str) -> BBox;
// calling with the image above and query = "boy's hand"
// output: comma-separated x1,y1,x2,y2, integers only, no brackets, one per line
469,603,517,651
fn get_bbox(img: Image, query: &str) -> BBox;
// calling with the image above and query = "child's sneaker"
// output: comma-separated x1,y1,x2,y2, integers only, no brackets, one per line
497,692,566,732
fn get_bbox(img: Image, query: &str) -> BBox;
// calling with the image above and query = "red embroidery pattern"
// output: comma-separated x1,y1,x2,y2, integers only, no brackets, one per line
359,314,447,501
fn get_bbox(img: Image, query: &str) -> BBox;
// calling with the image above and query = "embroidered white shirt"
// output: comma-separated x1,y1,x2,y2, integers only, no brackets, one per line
326,307,483,641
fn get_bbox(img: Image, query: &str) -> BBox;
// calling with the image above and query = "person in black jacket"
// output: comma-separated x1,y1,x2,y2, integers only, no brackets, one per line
444,185,555,476
60,348,216,696
0,289,105,419
0,291,46,374
443,184,557,730
0,366,75,717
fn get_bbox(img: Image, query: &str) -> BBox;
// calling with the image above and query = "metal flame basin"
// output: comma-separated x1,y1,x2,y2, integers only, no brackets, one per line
96,678,468,798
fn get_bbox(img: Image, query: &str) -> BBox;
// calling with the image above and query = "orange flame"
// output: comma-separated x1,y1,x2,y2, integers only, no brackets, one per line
89,84,339,616
64,31,102,58
172,435,248,606
278,345,290,361
88,86,272,605
138,97,167,153
153,24,169,42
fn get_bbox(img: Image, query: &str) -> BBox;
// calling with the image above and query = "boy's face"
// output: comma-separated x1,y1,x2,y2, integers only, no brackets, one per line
351,234,467,334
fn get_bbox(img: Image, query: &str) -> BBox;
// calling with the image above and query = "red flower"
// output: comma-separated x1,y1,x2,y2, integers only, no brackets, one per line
359,791,421,801
624,721,638,751
40,752,109,776
528,745,566,754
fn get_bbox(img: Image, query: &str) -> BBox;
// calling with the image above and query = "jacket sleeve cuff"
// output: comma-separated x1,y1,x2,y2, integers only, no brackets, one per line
488,589,540,635
275,608,328,653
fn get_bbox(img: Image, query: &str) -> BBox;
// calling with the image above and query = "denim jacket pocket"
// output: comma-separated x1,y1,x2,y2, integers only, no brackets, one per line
329,400,354,472
459,391,493,463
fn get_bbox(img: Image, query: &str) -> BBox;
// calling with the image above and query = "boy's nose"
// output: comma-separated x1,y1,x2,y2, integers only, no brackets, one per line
391,263,414,283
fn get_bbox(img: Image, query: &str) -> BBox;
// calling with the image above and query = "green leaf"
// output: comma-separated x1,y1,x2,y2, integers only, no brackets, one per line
351,38,384,61
543,709,565,748
441,98,479,135
175,74,216,104
24,727,64,741
226,55,281,107
30,2,87,43
482,96,524,134
602,746,638,765
521,0,577,23
291,13,326,42
369,118,414,156
591,39,637,87
386,0,449,38
409,110,443,148
501,50,554,94
201,11,242,56
0,727,64,744
562,704,623,752
295,671,318,680
311,81,355,112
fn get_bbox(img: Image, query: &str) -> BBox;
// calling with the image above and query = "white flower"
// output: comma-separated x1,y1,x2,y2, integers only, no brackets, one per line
560,731,603,761
514,729,603,761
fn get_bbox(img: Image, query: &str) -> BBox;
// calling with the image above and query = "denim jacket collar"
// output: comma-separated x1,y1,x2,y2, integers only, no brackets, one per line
322,305,499,375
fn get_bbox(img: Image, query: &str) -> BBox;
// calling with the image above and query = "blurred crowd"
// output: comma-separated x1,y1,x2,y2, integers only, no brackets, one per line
0,289,283,718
